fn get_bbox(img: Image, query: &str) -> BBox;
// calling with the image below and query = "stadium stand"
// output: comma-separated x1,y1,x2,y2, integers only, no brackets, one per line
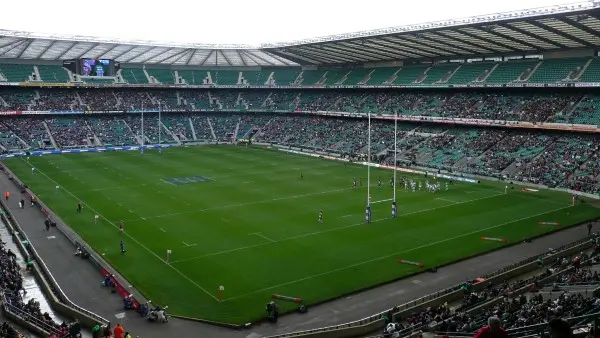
36,65,69,83
1,4,600,337
0,87,598,194
0,63,34,82
121,66,148,84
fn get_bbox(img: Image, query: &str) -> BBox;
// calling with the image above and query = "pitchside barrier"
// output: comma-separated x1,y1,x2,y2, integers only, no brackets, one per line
263,237,595,338
0,195,110,330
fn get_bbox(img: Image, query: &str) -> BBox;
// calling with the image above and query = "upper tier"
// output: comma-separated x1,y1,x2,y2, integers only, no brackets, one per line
1,57,600,87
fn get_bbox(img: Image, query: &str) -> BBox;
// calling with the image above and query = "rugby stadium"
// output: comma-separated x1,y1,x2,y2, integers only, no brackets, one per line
0,2,599,338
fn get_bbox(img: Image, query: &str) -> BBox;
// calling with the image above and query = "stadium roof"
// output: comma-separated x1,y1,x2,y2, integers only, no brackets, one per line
264,1,600,65
1,1,600,67
0,30,298,67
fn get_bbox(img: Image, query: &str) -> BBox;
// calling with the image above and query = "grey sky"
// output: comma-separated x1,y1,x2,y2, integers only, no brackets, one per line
2,0,579,45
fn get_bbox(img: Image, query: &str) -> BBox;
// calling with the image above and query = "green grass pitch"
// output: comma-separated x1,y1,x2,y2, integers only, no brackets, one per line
4,145,600,324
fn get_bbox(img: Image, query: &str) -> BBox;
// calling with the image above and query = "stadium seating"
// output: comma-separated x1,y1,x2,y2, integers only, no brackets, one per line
557,95,600,125
420,63,459,84
86,116,137,146
365,67,399,85
46,117,91,147
466,131,552,178
0,87,597,193
343,68,371,85
190,115,214,141
297,70,327,86
36,65,70,83
447,62,496,84
213,71,240,85
393,65,429,84
121,67,149,84
161,114,193,141
528,58,587,83
0,89,35,111
1,57,600,87
147,68,175,84
271,69,300,86
209,115,238,141
0,63,34,82
178,70,206,85
579,58,600,83
485,59,539,84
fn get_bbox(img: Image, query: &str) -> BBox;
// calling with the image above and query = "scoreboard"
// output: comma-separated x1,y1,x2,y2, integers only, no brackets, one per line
63,59,120,77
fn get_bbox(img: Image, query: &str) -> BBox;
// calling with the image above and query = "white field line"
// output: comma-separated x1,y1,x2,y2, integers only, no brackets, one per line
222,204,573,302
436,197,458,203
204,163,336,180
371,198,393,204
22,159,220,302
130,187,356,221
249,232,275,243
170,192,506,264
160,179,176,186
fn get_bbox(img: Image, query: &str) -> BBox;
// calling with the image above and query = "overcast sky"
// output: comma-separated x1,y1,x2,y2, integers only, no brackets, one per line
2,0,579,45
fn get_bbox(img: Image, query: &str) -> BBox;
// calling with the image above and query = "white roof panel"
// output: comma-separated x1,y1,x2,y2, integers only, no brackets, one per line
0,1,598,66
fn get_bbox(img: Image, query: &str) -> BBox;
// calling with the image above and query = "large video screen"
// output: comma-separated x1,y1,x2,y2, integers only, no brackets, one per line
81,58,111,77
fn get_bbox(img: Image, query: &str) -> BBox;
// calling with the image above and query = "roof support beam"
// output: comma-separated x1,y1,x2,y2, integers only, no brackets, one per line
184,49,197,65
169,50,192,64
294,46,360,63
151,48,189,63
237,50,247,66
404,34,481,55
263,50,317,65
122,47,155,62
358,40,420,58
239,50,259,65
499,23,567,48
0,40,28,57
319,44,389,62
340,41,412,59
245,50,277,66
285,49,340,64
36,40,58,58
478,27,544,50
0,39,21,50
198,50,214,66
263,51,295,66
76,43,100,59
433,31,507,53
105,45,136,60
16,39,34,59
378,37,440,57
301,45,364,62
57,41,78,59
562,17,600,39
453,29,521,52
531,20,596,47
218,50,232,66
